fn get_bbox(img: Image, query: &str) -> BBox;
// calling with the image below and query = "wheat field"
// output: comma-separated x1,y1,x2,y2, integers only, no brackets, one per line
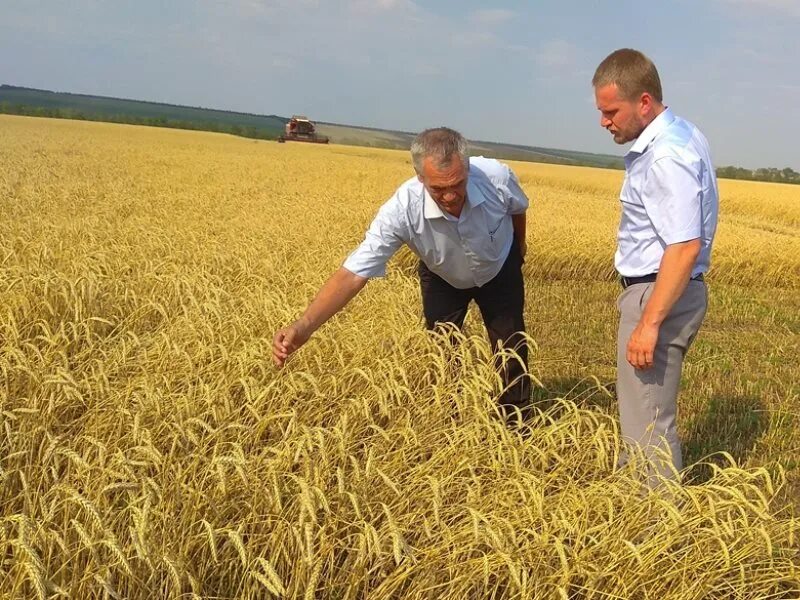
1,115,799,598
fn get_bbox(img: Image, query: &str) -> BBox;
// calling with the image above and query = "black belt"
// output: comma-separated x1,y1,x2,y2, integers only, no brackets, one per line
620,272,704,289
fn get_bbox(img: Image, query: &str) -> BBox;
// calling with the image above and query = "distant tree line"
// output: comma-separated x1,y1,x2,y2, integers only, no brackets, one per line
3,98,798,181
0,84,284,121
0,102,279,141
716,165,800,185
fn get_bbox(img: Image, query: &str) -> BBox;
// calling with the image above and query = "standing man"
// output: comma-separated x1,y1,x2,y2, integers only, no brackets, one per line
272,127,531,416
593,49,719,480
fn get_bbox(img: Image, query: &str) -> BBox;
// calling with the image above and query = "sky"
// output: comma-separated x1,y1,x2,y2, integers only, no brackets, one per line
2,0,799,169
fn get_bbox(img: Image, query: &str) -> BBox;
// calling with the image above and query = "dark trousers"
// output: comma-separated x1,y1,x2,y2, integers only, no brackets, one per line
418,239,530,414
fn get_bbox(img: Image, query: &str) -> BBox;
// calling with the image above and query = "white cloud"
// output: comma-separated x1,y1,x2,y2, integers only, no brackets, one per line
714,0,800,16
230,0,319,14
270,56,296,69
413,62,441,77
469,8,515,26
534,39,579,69
348,0,420,16
374,0,413,9
450,30,499,49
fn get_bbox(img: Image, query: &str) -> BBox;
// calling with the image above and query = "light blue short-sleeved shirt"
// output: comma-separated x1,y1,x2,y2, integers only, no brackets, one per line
616,108,719,278
342,156,529,289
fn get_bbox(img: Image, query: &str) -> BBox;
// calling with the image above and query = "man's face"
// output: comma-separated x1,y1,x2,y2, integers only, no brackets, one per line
595,83,648,145
418,154,468,216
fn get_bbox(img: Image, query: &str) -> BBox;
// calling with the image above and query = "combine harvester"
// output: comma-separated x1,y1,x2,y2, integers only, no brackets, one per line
278,115,329,144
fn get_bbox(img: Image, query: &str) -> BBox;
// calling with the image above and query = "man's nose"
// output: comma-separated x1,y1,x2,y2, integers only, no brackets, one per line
600,115,611,128
443,191,457,201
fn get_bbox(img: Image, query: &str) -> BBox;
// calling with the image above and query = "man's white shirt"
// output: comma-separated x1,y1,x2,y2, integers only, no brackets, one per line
343,156,529,289
616,107,719,278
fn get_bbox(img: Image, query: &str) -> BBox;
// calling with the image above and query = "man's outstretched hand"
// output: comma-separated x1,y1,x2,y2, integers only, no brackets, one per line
271,268,370,368
272,320,312,367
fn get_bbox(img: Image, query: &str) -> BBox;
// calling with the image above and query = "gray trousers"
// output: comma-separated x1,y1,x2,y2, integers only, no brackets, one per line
616,280,707,481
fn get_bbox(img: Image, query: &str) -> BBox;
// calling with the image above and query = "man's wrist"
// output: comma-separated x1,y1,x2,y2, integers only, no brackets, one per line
297,315,315,334
640,312,664,328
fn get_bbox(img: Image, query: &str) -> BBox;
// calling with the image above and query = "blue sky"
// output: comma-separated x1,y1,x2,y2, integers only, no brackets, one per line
2,0,798,169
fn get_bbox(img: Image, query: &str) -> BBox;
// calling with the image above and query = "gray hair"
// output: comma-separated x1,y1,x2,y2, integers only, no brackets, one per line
410,127,469,174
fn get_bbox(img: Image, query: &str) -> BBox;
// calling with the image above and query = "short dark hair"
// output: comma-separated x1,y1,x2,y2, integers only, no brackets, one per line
592,48,663,103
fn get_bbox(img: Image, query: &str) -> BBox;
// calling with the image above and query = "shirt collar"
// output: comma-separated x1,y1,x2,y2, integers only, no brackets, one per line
423,176,486,220
423,188,446,219
627,107,675,156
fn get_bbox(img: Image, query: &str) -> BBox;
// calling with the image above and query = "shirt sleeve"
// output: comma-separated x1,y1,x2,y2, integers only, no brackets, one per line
498,167,530,215
641,157,703,245
342,195,406,278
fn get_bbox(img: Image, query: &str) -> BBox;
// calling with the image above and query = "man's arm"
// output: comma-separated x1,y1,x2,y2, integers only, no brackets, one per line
628,155,705,370
512,212,527,259
272,267,368,367
272,191,406,368
626,238,701,370
503,165,529,259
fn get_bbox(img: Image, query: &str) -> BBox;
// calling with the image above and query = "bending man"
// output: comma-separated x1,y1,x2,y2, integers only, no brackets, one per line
272,127,531,415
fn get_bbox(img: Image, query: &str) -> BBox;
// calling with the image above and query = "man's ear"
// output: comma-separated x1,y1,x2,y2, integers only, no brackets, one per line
639,92,654,116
